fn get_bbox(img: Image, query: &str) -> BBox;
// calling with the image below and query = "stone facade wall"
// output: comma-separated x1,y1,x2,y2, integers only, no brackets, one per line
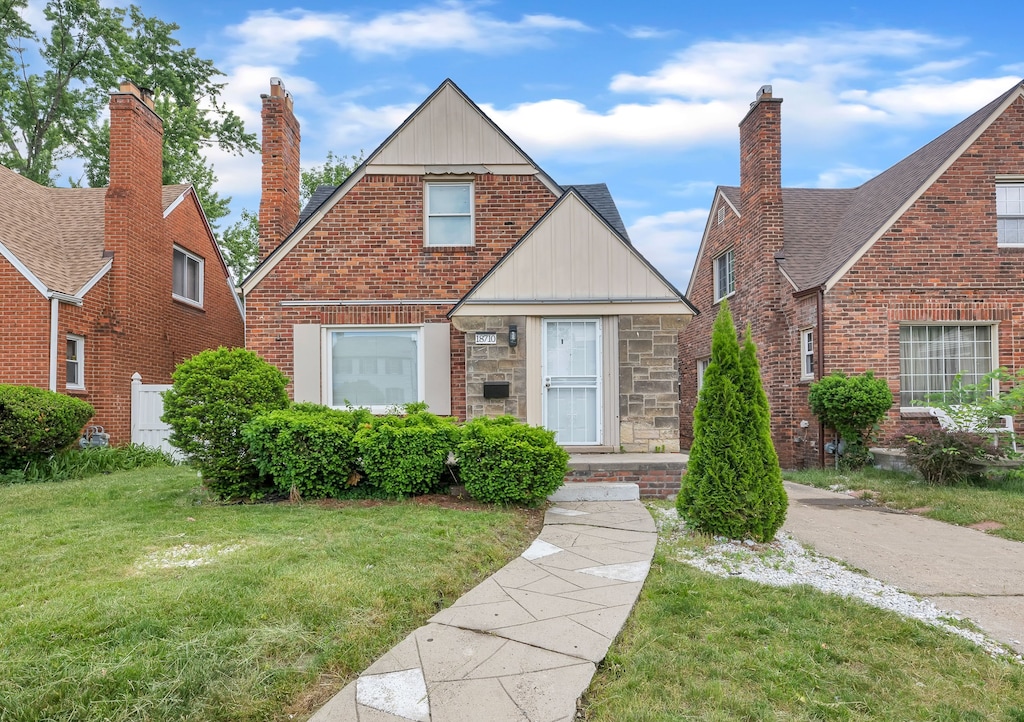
619,314,688,452
454,315,527,421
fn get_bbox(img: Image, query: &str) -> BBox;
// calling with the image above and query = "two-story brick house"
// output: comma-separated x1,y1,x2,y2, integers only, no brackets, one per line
0,81,245,444
243,78,695,452
680,80,1024,468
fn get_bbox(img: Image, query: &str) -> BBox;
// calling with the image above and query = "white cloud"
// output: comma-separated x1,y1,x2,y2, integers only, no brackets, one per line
839,76,1023,118
812,164,877,188
619,25,674,40
628,209,708,291
225,3,589,65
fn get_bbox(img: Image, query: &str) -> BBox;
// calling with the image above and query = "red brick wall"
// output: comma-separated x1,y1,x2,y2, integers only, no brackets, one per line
246,172,557,413
0,260,50,387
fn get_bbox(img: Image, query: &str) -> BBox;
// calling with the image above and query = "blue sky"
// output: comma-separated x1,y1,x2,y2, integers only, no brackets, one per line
64,0,1024,289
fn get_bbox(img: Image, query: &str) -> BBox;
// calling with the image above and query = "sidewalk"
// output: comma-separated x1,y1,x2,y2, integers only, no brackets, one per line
309,500,656,722
782,481,1024,654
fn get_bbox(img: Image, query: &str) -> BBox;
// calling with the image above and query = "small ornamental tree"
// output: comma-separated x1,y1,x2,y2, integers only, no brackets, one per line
678,301,786,542
808,372,893,469
162,348,289,500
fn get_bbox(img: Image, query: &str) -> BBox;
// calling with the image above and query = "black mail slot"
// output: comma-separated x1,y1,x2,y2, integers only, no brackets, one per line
483,381,510,399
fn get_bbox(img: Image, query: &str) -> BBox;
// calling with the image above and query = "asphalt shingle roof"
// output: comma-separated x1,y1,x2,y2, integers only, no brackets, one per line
0,164,191,296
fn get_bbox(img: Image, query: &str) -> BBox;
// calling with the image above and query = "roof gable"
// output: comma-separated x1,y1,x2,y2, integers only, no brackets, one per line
451,190,693,315
369,80,534,168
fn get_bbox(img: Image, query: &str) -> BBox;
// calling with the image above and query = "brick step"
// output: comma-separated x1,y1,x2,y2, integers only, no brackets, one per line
564,453,687,499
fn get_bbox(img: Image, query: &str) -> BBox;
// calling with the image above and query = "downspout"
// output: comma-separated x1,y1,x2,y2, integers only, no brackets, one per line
49,296,59,392
816,286,826,469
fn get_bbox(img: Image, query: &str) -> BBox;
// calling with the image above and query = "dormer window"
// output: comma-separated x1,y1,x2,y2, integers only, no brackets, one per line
425,182,473,246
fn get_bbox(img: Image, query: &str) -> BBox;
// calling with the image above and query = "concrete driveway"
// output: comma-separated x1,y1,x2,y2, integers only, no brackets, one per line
782,481,1024,654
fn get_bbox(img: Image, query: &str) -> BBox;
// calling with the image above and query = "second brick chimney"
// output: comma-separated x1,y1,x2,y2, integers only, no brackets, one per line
739,84,784,259
259,77,301,260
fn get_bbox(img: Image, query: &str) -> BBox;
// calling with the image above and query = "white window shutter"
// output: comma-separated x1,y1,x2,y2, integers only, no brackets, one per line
422,323,452,414
292,324,321,403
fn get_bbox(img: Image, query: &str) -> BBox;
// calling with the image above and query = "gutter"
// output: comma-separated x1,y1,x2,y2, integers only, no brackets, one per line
45,291,84,393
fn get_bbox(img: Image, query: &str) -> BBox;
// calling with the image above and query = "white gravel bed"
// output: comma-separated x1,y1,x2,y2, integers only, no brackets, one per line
653,507,1021,662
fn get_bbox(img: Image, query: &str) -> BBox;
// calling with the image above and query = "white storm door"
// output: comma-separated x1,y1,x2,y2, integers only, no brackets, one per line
543,319,602,445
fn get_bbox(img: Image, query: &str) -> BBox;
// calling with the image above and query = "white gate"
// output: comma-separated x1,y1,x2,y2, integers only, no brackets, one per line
130,373,177,457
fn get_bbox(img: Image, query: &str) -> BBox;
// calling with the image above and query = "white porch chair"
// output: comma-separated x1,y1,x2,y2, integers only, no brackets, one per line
928,406,1017,453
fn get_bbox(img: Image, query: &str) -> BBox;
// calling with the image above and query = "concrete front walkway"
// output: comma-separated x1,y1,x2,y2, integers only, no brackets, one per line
309,500,656,722
783,481,1024,654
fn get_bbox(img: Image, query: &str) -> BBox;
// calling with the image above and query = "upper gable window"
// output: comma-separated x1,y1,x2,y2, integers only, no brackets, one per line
997,183,1024,246
173,246,204,306
425,182,474,246
713,249,735,302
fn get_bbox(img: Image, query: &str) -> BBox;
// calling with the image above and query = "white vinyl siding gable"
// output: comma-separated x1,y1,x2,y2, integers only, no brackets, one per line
997,183,1024,246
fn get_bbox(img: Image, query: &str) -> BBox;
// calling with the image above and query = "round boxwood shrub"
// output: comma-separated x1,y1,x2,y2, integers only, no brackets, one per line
0,385,94,472
244,404,373,499
354,407,460,497
457,416,568,505
161,347,289,500
809,371,893,469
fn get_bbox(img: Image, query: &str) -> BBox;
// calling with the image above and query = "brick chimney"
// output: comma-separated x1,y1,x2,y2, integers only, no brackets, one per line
739,84,784,259
259,77,301,259
105,80,165,280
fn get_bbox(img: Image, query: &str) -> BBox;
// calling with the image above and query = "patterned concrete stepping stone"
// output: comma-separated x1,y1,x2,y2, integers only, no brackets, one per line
521,539,564,560
356,669,429,722
577,560,651,583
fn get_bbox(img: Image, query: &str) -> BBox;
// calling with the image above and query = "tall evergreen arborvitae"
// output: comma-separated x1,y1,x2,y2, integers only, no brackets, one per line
677,302,787,542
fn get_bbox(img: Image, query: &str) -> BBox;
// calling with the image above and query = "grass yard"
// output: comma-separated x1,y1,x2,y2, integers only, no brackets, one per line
784,467,1024,542
581,514,1024,722
0,466,540,721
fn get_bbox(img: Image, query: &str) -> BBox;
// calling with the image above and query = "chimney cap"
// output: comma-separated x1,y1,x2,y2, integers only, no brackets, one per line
117,79,155,110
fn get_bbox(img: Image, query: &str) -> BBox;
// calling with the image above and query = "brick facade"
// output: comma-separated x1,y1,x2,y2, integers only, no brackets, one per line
681,88,1024,469
0,84,245,444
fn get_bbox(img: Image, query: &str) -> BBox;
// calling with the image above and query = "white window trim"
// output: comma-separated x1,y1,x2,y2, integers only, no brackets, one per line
713,249,735,302
322,325,425,414
898,322,999,413
800,328,815,381
996,182,1024,247
172,245,204,307
424,181,475,247
66,334,85,390
696,357,710,391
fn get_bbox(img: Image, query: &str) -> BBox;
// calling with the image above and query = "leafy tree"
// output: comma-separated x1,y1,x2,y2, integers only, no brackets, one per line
222,151,363,282
0,0,258,226
678,301,786,542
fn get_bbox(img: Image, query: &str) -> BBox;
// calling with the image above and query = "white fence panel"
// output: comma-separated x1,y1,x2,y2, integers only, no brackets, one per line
130,373,180,459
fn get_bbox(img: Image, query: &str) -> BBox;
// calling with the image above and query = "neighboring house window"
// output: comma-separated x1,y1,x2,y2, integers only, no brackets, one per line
697,357,710,390
425,182,473,246
713,249,735,301
997,183,1024,246
173,246,204,305
899,325,994,407
800,329,815,380
327,327,422,412
66,335,84,389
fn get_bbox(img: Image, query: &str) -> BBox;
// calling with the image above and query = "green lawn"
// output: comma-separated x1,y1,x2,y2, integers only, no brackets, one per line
784,467,1024,542
581,513,1024,722
0,467,538,721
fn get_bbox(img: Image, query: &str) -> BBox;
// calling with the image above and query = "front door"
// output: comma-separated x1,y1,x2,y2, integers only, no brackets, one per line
542,319,601,445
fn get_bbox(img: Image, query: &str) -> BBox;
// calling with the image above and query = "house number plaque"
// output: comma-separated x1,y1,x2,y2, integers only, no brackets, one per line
475,333,498,345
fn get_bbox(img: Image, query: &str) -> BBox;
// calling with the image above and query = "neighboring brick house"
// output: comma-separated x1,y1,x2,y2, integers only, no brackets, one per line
243,78,695,452
0,81,245,444
680,80,1024,469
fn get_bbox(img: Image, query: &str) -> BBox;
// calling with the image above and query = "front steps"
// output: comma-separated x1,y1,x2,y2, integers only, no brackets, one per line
554,453,688,501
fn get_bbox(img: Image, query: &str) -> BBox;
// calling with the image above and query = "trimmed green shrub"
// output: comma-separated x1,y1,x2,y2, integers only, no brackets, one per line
0,443,173,484
354,408,460,497
458,416,568,505
678,301,786,542
162,348,289,500
244,405,373,499
809,372,893,469
0,385,94,472
904,430,989,486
